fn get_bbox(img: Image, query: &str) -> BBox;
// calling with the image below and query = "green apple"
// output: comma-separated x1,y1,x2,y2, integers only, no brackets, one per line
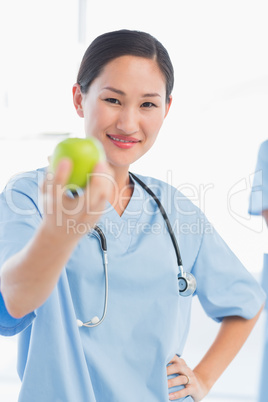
50,137,105,190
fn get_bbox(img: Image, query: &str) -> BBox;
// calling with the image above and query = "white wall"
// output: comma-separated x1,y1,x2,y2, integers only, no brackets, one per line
1,0,267,270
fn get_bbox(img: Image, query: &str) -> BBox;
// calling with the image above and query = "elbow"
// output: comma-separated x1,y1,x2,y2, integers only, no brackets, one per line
258,302,265,316
8,308,25,320
0,276,26,319
7,302,26,319
248,303,265,327
1,293,25,319
3,296,26,319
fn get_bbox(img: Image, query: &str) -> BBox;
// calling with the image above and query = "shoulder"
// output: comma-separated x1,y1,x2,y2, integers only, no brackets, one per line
257,140,268,163
2,167,46,195
0,167,47,217
259,139,268,153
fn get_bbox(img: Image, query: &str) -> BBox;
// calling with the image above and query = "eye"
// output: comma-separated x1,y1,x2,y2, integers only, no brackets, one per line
104,98,120,105
141,102,157,108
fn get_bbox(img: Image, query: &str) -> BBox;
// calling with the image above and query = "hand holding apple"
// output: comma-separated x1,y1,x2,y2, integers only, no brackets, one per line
43,136,111,239
50,137,105,191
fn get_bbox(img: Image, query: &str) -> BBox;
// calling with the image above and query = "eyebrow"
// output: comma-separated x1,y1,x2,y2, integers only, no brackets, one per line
102,86,161,98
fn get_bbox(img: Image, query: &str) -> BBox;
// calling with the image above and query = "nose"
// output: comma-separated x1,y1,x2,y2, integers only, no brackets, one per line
116,107,139,135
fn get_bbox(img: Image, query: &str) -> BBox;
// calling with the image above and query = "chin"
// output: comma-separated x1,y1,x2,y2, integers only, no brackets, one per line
106,152,140,168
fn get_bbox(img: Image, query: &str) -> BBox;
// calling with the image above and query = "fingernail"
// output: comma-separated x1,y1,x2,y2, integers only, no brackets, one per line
59,158,72,167
169,394,176,400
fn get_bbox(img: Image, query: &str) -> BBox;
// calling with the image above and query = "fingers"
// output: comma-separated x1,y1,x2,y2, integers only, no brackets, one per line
83,161,114,210
168,373,190,388
52,158,73,187
42,158,73,195
167,356,187,376
169,387,189,401
41,159,114,235
167,356,192,400
168,355,180,364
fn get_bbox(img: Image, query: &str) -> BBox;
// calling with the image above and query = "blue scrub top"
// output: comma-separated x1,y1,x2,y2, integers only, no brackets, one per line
249,139,268,305
248,140,268,402
0,167,265,402
249,140,268,215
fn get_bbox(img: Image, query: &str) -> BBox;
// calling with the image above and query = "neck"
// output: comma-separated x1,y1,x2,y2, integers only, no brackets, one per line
108,165,134,216
112,165,130,191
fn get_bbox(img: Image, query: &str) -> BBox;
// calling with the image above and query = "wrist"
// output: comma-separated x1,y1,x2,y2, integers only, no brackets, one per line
39,219,83,248
193,368,215,395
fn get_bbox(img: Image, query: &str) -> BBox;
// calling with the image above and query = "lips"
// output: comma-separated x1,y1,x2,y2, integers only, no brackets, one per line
107,134,140,143
107,134,140,149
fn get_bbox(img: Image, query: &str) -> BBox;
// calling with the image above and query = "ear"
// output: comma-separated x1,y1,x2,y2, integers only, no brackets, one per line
164,95,172,118
72,83,84,117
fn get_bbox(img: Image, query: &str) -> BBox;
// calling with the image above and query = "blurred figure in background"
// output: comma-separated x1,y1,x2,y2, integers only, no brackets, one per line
249,139,268,402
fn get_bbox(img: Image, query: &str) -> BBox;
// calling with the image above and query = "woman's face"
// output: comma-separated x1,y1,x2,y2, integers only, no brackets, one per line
73,55,172,170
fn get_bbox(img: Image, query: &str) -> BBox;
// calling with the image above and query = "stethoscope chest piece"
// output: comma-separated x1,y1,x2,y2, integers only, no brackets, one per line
130,173,197,299
178,271,197,297
77,174,197,329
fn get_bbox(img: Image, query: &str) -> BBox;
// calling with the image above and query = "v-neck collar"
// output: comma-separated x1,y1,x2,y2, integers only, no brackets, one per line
104,175,143,221
97,174,147,246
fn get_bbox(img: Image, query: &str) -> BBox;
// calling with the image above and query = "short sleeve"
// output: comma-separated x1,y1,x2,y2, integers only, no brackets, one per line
0,170,44,336
249,140,268,215
192,218,266,322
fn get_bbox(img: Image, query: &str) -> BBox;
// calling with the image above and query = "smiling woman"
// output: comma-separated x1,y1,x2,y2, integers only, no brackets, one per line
73,54,171,181
0,29,265,402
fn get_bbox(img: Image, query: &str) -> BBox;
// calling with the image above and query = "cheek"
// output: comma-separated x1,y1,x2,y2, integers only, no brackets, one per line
84,105,109,135
143,113,165,139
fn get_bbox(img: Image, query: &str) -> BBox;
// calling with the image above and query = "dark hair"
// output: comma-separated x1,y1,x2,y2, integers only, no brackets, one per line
77,29,174,103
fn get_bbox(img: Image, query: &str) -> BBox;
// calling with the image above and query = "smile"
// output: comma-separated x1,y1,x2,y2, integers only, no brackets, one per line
107,134,140,149
107,135,140,143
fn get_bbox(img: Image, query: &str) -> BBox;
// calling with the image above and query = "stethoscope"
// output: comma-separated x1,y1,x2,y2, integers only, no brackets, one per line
77,173,197,328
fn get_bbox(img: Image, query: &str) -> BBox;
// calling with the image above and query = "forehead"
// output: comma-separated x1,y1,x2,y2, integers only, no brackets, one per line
95,55,166,93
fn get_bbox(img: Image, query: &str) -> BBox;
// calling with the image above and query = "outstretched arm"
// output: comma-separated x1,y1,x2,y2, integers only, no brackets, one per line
0,159,112,319
167,306,263,401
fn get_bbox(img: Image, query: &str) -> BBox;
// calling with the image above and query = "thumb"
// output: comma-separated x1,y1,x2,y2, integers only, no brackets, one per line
53,158,73,187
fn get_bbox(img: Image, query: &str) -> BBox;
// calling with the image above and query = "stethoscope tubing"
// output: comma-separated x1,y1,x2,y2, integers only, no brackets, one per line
79,227,108,327
77,173,196,328
129,173,183,271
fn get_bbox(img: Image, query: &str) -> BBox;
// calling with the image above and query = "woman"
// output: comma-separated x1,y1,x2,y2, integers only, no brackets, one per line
0,30,265,402
249,139,268,402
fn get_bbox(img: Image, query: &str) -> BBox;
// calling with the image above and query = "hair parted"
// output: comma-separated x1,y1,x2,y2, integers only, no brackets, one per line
77,29,174,103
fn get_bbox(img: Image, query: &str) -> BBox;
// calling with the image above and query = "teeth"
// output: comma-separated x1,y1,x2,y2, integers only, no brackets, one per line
109,135,135,143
